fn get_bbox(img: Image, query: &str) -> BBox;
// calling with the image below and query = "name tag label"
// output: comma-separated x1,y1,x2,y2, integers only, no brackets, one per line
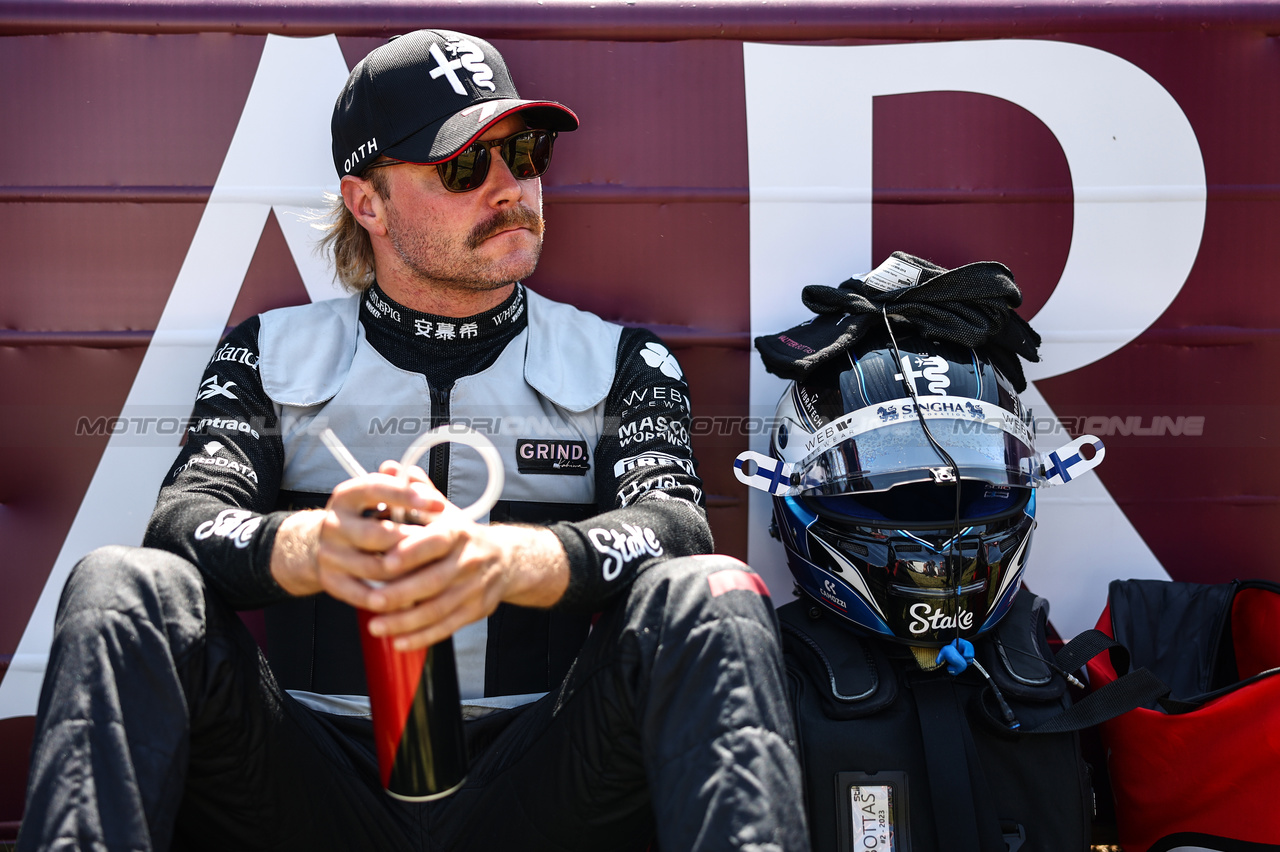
837,771,910,852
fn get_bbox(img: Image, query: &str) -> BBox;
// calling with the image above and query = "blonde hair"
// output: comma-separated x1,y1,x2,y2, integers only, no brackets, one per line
315,168,391,293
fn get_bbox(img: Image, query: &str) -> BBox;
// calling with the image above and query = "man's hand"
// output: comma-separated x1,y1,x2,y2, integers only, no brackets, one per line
270,460,569,650
270,461,444,601
365,516,568,650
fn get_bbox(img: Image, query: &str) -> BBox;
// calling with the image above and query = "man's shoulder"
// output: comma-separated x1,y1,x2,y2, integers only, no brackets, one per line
257,295,362,406
523,291,671,357
525,288,619,331
257,294,361,327
525,288,623,413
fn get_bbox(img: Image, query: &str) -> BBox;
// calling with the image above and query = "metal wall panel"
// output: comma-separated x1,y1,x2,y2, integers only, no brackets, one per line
2,2,1279,836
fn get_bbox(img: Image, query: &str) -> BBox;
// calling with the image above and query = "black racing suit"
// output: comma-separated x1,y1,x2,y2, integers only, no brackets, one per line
19,283,808,852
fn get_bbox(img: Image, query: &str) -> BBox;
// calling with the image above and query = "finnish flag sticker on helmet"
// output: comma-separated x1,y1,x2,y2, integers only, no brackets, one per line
734,451,795,495
1043,434,1106,485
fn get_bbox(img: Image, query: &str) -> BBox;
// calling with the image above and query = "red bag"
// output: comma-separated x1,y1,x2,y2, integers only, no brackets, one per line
1086,579,1280,851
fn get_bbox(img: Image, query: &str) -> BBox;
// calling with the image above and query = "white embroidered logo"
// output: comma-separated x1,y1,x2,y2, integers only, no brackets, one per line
174,442,259,484
430,39,497,95
894,355,950,395
640,342,683,380
587,524,664,581
460,103,500,124
428,43,466,94
193,509,261,549
189,417,260,440
448,38,496,92
197,375,238,401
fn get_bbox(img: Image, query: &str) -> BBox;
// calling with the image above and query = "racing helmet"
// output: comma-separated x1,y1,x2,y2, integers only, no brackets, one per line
766,331,1040,647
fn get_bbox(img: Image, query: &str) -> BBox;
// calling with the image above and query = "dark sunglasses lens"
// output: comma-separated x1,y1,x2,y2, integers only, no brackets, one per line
440,144,490,192
440,130,555,192
502,131,555,180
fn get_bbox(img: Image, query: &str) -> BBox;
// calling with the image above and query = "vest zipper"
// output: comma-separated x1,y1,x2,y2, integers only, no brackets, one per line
428,383,452,500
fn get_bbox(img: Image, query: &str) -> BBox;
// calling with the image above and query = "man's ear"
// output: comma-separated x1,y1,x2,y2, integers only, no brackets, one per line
340,174,388,238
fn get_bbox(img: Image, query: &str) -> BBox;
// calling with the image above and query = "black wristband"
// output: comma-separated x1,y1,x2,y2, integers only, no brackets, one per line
548,522,610,614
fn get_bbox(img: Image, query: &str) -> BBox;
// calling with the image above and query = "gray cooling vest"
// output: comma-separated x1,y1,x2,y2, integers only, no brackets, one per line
257,289,623,700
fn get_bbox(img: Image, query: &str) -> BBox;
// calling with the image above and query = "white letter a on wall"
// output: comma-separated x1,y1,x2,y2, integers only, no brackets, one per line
0,35,350,719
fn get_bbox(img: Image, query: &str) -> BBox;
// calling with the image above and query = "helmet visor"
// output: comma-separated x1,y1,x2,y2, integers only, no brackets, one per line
784,395,1039,495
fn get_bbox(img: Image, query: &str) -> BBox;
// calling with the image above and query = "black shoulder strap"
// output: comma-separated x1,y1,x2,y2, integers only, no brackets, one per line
915,677,1007,852
778,600,897,720
980,629,1172,735
985,589,1057,697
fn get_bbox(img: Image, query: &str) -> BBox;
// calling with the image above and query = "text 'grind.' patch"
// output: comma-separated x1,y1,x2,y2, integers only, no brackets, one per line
515,439,590,475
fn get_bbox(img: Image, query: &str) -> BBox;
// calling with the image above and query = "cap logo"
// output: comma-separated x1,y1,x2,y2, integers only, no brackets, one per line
429,38,497,96
343,137,378,176
450,37,497,92
460,103,500,124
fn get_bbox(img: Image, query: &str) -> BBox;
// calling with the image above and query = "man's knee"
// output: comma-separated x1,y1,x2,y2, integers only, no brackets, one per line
59,545,206,635
627,557,794,754
636,555,778,625
607,556,785,683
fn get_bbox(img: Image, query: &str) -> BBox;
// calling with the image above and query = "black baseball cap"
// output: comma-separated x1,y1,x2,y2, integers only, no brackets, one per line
331,29,579,178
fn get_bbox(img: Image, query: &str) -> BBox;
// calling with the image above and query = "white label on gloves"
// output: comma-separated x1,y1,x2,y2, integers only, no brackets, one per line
862,256,924,292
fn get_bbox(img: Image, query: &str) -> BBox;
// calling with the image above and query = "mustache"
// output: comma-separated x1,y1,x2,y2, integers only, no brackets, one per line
467,206,545,250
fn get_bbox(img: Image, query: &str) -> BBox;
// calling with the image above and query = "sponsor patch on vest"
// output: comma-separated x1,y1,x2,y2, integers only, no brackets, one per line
516,439,590,475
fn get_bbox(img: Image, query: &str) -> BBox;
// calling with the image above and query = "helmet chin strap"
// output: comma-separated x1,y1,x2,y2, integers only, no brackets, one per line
879,306,965,646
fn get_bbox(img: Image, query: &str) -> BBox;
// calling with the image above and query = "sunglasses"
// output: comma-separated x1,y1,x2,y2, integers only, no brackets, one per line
367,129,558,193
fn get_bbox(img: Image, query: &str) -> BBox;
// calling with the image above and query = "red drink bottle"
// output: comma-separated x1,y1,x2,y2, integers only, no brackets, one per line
358,614,468,800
